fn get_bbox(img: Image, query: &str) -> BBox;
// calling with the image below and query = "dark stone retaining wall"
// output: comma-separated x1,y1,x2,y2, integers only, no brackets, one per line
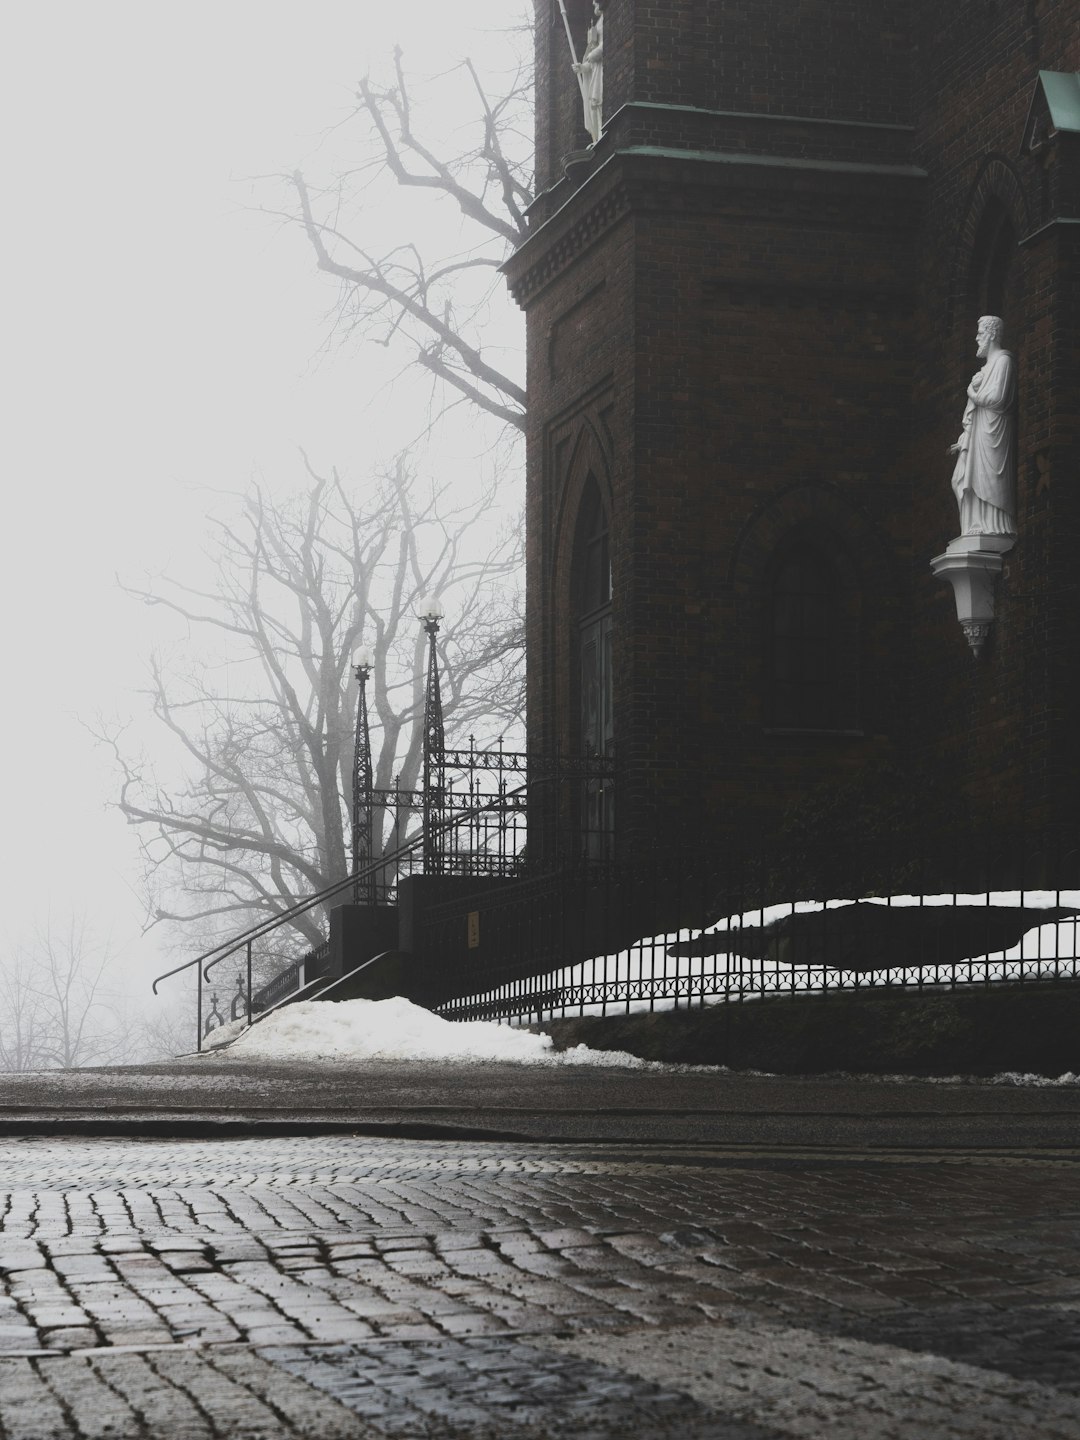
537,982,1080,1077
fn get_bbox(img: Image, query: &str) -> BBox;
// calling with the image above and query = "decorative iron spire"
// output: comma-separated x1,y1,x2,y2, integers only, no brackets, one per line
420,598,446,874
352,646,375,903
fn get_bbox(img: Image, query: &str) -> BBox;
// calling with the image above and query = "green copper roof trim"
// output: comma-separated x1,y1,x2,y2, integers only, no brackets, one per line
506,146,924,283
1039,71,1080,133
610,100,914,134
620,145,927,179
1019,216,1080,247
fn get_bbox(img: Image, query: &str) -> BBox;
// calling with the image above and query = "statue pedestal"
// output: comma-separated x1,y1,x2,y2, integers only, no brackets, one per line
930,533,1015,658
562,148,597,181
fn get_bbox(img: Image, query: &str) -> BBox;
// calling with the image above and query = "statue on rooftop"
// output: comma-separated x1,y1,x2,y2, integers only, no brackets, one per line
948,315,1017,538
572,2,604,146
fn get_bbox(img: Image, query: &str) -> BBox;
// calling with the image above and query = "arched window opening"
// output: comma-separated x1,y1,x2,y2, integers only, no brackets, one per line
970,201,1020,340
572,477,613,854
768,546,859,732
574,478,612,756
577,479,611,618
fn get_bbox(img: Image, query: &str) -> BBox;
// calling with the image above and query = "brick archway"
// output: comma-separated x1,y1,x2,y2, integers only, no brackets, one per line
728,480,902,736
948,155,1032,338
550,415,615,762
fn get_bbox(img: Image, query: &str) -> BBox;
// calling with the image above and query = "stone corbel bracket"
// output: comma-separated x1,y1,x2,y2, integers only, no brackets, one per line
930,534,1016,658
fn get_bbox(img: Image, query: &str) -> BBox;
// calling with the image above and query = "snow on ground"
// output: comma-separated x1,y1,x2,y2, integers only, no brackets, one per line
194,889,1080,1075
214,995,659,1067
475,889,1080,1023
198,996,1080,1084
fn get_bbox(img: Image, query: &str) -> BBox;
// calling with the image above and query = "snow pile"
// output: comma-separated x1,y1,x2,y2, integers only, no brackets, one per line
198,998,1078,1083
861,1070,1080,1087
217,995,656,1067
989,1070,1079,1087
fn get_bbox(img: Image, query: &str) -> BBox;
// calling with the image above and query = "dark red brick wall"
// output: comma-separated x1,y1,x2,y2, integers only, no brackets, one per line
515,0,1080,860
623,160,919,849
907,0,1080,831
536,1,915,214
628,0,912,122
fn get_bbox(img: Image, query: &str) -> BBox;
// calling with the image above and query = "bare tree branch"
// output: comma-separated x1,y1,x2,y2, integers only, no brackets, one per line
292,172,527,427
360,55,523,245
0,918,144,1071
101,457,523,951
281,30,532,431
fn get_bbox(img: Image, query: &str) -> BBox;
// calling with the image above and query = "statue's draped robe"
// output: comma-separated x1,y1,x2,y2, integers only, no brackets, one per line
950,348,1017,537
576,20,604,145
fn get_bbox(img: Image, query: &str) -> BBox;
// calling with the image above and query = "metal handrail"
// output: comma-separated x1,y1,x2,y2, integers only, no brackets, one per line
151,778,533,997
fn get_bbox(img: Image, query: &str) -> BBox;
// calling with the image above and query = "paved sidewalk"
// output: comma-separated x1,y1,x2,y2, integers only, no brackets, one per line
1,1127,1078,1437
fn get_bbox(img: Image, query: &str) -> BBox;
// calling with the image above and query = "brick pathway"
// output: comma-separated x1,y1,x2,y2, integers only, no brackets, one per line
0,1136,1078,1437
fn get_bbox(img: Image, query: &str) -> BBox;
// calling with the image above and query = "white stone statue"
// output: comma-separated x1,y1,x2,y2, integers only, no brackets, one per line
572,2,604,146
947,315,1017,538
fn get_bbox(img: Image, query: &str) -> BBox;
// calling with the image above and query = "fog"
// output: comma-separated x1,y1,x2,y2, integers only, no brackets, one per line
0,1,523,1004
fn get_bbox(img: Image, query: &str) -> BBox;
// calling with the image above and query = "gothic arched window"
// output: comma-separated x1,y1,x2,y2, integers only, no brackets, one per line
572,477,614,854
574,478,613,757
971,200,1018,319
767,546,859,732
967,199,1022,355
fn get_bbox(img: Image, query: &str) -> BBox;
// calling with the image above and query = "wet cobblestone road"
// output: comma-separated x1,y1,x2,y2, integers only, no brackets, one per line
0,1135,1078,1437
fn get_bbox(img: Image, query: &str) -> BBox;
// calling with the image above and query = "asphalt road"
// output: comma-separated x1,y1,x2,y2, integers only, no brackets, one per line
0,1059,1076,1148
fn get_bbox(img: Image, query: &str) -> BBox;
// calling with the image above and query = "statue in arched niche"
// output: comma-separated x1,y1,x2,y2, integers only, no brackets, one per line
572,2,604,146
948,316,1017,538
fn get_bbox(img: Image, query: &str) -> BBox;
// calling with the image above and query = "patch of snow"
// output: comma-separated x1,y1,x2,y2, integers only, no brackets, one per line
730,1068,1080,1086
988,1070,1079,1087
213,995,664,1067
890,1070,1080,1086
202,1017,246,1050
201,996,1080,1085
460,890,1080,1022
710,890,1080,930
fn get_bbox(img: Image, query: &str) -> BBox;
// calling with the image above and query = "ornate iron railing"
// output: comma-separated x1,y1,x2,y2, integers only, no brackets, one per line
361,740,614,901
199,941,334,1040
152,748,614,1050
429,843,1080,1023
250,941,332,1012
152,807,484,1051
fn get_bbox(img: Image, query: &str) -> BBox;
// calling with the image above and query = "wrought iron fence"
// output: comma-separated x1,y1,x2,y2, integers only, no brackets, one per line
154,744,614,1050
359,740,614,902
201,942,335,1041
429,843,1080,1023
251,941,332,1013
363,740,530,900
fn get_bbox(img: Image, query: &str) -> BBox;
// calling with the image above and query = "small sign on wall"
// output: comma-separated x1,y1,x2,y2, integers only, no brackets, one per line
467,911,480,950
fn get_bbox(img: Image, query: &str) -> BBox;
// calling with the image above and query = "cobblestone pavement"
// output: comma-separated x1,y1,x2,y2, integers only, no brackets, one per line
0,1136,1078,1437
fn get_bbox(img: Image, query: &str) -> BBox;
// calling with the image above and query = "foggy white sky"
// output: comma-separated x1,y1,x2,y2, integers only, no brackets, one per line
0,1,523,989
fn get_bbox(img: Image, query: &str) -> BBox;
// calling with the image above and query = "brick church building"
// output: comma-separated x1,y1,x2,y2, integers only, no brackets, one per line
504,1,1080,872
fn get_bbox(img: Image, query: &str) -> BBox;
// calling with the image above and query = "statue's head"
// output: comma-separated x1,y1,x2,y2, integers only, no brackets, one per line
593,0,602,17
976,315,1004,357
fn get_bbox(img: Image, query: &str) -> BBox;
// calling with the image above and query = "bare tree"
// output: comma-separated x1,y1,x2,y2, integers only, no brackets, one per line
101,455,523,949
136,1002,198,1064
281,31,532,432
0,950,46,1072
0,918,138,1072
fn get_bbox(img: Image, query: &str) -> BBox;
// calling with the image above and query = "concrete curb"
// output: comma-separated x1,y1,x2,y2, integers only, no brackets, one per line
0,1114,538,1142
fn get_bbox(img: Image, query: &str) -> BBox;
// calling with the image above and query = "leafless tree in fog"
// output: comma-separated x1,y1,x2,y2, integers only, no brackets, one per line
101,456,523,950
279,27,532,431
0,917,138,1071
0,950,46,1072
